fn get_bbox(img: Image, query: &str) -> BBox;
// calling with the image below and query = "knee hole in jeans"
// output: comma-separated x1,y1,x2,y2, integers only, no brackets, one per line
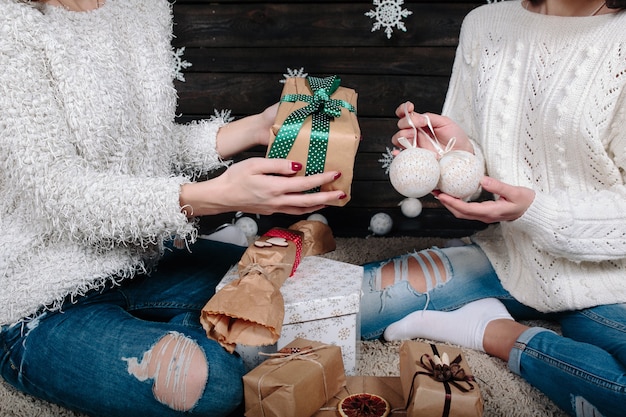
378,250,448,292
122,331,208,412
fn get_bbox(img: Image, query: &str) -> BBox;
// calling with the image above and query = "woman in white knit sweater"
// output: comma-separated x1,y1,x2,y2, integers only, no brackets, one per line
0,0,346,416
361,1,626,416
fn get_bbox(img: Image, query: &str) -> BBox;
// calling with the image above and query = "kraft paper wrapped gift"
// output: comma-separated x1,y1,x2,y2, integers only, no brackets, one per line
400,341,484,417
313,376,405,416
243,338,346,417
217,255,362,375
267,75,360,206
202,220,336,354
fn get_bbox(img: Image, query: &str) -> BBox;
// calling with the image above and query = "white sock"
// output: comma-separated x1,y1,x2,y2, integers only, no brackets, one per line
383,298,513,351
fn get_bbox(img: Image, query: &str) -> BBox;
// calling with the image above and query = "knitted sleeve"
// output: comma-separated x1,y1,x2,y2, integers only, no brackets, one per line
0,8,195,249
513,88,626,262
441,10,486,170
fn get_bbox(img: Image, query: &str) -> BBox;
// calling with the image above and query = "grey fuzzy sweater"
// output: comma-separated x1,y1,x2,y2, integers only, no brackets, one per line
0,0,228,325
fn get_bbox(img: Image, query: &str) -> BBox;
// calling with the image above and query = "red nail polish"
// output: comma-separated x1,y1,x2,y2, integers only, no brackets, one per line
338,193,347,200
291,162,303,171
333,172,342,180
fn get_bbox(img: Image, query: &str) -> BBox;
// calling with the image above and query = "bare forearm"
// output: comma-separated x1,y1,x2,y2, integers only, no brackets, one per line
179,181,229,217
216,105,277,158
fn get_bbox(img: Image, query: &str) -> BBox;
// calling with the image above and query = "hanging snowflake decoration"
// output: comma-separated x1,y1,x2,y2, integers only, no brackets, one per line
209,109,235,124
172,47,192,82
365,0,412,39
280,67,308,83
379,147,398,175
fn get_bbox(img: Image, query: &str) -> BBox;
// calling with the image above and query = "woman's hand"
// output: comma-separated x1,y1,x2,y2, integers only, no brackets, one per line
434,176,535,223
179,157,345,217
392,101,474,154
215,103,279,158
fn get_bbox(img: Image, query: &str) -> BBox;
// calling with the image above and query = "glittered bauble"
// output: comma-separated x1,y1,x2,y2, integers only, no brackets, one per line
399,197,423,218
234,216,258,237
307,213,328,225
369,212,393,236
437,150,484,199
389,147,440,198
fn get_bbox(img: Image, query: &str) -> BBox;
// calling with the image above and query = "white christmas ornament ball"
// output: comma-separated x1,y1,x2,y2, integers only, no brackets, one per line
307,213,328,225
234,216,258,237
399,198,423,218
369,212,393,235
389,147,440,198
437,150,484,199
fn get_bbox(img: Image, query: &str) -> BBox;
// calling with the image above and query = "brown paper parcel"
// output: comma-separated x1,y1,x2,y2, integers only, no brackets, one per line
243,338,346,417
400,341,484,417
201,221,336,353
267,76,360,206
313,376,405,417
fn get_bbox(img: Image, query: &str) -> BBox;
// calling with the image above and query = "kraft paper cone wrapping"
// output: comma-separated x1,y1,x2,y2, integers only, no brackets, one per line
288,220,336,257
400,341,484,417
201,221,335,352
243,338,346,417
200,269,287,353
313,376,405,416
267,76,360,206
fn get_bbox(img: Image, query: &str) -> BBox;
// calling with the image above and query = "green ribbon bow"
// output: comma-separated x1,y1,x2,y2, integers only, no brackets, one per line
268,75,356,192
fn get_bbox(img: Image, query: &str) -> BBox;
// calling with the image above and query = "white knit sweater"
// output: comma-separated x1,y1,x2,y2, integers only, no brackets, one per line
0,0,229,325
443,1,626,312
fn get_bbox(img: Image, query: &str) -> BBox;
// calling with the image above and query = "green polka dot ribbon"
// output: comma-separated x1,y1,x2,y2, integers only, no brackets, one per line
268,76,356,192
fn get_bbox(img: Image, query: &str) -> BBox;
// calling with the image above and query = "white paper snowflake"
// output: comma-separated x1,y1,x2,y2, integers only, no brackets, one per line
172,47,192,82
280,67,308,83
379,147,397,175
209,109,235,124
365,0,413,39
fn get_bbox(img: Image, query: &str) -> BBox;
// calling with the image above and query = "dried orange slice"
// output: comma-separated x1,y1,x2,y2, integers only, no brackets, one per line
338,392,390,417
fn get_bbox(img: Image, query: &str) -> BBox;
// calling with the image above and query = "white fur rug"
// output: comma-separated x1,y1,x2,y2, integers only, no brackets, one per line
0,236,568,417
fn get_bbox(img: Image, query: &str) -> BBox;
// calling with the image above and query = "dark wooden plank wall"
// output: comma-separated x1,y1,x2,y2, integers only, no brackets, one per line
171,0,491,237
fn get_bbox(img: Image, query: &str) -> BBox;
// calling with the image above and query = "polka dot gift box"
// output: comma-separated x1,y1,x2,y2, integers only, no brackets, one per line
267,76,361,206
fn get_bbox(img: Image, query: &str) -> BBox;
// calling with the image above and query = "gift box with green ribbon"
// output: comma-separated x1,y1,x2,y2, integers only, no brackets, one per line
267,75,360,206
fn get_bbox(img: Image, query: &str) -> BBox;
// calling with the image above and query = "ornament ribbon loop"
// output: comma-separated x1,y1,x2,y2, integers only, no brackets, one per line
400,102,456,157
268,76,356,192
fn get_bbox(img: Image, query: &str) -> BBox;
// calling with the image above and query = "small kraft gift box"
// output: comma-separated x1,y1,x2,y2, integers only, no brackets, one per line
400,341,484,417
267,75,361,206
243,338,347,417
217,255,362,375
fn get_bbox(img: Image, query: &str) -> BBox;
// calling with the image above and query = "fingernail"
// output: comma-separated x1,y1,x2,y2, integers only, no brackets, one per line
333,172,342,180
338,193,347,200
291,162,303,171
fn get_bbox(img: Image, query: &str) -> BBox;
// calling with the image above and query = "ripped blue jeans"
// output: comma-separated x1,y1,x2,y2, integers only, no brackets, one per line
360,244,626,417
0,239,247,417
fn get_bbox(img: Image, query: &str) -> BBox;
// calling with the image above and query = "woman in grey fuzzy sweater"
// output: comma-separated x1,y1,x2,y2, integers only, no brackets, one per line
0,0,345,416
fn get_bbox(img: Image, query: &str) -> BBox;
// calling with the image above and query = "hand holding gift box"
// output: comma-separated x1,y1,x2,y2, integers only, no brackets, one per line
267,75,360,206
400,341,484,417
200,220,336,353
